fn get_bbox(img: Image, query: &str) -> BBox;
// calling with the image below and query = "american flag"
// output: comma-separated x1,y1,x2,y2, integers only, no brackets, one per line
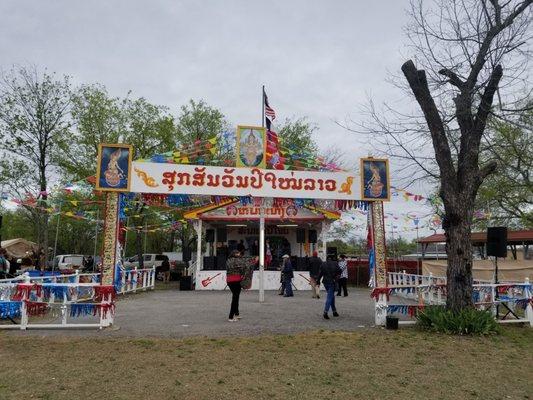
263,88,276,129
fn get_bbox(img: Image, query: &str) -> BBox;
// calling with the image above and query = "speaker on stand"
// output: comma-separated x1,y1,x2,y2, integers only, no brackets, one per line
308,230,317,254
487,227,511,319
205,229,215,256
296,228,305,257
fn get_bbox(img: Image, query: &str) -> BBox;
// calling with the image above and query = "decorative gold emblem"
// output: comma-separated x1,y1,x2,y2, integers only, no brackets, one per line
338,176,354,195
134,167,159,187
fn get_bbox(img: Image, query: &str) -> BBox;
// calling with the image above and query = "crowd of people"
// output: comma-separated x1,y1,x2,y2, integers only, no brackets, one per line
224,249,350,322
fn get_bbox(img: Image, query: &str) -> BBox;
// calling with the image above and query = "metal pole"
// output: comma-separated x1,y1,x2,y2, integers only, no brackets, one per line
93,209,99,272
259,198,265,303
52,203,62,271
123,216,129,261
143,218,148,254
261,85,265,128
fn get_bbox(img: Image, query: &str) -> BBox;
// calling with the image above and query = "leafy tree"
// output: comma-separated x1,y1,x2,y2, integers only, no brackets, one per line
477,106,532,228
175,99,228,144
0,66,72,257
277,117,318,156
59,84,124,181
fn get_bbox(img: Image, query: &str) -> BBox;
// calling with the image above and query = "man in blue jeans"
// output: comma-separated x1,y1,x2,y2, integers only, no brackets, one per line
317,256,341,319
281,254,294,297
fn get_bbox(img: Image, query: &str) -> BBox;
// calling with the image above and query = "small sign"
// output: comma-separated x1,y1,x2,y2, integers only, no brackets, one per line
236,125,267,168
96,144,133,192
360,158,390,201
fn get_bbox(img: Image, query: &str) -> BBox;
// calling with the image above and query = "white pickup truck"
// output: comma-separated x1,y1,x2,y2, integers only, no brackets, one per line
52,254,85,271
123,254,169,269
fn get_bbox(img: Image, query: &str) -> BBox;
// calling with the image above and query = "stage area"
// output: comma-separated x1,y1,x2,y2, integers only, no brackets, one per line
6,287,376,338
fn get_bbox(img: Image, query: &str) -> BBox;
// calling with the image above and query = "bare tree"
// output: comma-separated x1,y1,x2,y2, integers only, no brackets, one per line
349,0,532,312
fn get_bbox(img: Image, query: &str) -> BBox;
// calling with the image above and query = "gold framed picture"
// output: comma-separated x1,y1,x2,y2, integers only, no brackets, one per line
360,158,391,201
236,125,267,169
95,143,133,192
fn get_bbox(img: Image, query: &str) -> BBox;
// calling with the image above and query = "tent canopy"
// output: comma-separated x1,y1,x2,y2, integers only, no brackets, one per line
0,238,39,259
422,259,533,282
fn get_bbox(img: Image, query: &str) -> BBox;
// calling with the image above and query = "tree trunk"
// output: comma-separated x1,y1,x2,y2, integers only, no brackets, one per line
443,197,474,312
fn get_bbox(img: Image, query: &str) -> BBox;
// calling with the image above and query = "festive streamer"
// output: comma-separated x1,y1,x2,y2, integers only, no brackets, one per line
42,284,70,300
24,300,48,317
96,303,115,318
387,304,425,317
370,287,392,301
70,303,96,317
94,285,116,301
0,301,21,319
13,283,42,300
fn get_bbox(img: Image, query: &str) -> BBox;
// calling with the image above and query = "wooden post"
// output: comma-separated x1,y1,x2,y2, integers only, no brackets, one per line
101,192,120,285
370,201,387,326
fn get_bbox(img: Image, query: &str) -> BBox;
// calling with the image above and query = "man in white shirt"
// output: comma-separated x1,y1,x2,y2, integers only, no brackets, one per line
336,254,348,297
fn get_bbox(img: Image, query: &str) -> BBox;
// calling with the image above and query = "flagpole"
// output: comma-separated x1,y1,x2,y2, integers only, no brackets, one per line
259,85,266,302
261,85,265,128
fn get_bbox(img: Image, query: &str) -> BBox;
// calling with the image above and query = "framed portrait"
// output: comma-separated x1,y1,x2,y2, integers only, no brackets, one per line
360,158,390,201
96,143,133,192
236,126,266,169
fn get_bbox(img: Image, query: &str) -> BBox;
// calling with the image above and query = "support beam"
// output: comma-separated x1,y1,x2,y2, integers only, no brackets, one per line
195,219,203,280
101,192,120,285
259,201,265,303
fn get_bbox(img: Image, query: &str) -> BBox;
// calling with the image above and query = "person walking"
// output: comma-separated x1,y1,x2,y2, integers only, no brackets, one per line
226,250,246,322
0,248,9,279
160,258,171,283
336,254,348,297
308,251,322,299
281,254,294,297
318,256,341,319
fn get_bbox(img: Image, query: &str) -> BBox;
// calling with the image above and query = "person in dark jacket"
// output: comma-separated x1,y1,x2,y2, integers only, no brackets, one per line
318,256,341,319
281,254,294,297
308,251,322,299
225,250,249,321
160,258,171,283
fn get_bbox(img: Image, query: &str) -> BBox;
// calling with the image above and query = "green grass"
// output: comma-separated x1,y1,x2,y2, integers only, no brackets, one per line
0,327,531,400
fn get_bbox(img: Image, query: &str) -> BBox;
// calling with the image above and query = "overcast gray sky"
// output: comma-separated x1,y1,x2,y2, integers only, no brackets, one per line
0,0,437,239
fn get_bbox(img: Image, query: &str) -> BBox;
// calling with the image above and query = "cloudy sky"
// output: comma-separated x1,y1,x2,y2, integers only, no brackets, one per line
0,0,437,240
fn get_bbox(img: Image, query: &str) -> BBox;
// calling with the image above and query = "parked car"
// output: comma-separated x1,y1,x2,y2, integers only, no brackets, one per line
123,254,169,270
52,254,85,271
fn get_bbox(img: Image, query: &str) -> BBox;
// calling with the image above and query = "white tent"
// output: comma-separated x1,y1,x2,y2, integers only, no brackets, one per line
422,259,533,282
1,238,39,259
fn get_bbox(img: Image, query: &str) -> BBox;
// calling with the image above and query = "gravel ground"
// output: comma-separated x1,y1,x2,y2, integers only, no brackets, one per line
4,287,378,338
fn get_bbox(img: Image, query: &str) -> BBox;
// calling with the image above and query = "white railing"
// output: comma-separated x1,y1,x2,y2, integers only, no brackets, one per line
0,267,155,330
0,274,114,330
116,267,156,294
373,273,533,327
0,267,156,294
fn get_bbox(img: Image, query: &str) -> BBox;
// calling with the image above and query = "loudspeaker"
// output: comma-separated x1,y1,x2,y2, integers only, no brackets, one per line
217,228,227,242
205,229,215,243
296,228,306,243
308,230,317,243
183,247,192,262
216,254,226,269
203,256,215,270
327,246,338,261
487,227,507,258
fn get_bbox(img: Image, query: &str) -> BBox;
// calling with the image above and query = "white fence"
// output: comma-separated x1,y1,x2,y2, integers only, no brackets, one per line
0,267,155,330
373,271,533,327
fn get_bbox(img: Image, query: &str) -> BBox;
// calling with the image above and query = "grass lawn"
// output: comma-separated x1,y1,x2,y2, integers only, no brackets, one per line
0,327,531,400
